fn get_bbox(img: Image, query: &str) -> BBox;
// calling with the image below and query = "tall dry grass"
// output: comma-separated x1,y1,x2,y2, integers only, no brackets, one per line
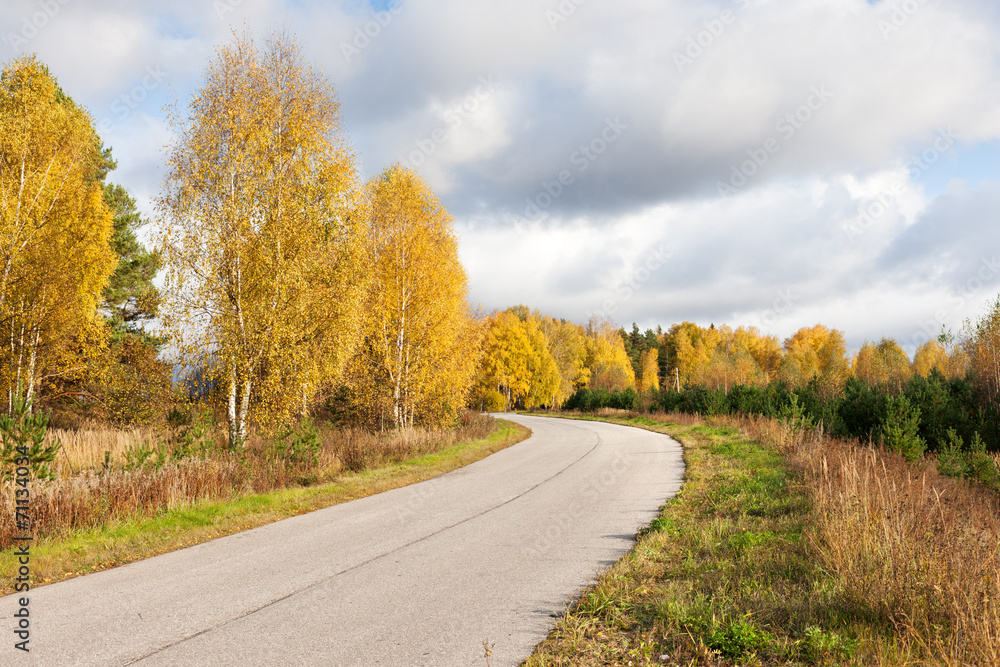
727,414,1000,666
0,412,496,549
47,425,162,474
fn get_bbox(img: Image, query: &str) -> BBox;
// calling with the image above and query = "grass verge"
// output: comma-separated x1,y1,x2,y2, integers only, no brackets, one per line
524,412,907,666
1,418,528,596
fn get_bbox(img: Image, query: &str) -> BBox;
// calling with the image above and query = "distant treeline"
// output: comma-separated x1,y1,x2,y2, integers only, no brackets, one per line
565,369,997,457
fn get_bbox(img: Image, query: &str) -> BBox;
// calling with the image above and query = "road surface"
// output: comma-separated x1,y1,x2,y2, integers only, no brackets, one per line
3,414,684,666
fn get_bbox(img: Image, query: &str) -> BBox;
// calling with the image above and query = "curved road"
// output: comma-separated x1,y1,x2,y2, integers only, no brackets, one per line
3,414,684,666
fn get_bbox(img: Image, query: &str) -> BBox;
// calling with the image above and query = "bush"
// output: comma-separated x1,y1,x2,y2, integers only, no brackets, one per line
794,379,840,430
480,389,506,413
681,386,728,416
564,387,638,412
657,389,684,413
936,429,968,479
610,387,638,411
902,371,982,452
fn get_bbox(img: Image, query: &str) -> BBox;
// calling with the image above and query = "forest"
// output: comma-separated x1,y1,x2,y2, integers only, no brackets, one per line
485,306,1000,485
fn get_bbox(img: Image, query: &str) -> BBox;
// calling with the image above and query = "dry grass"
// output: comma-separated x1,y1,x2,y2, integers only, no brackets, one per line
527,409,1000,666
48,426,161,474
726,414,1000,666
0,412,497,549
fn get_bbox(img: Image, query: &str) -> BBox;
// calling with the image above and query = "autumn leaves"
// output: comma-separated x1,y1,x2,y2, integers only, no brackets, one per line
0,55,116,409
347,167,479,430
155,32,483,441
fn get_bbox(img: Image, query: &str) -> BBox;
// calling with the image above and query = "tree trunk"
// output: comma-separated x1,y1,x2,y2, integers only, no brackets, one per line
228,366,238,446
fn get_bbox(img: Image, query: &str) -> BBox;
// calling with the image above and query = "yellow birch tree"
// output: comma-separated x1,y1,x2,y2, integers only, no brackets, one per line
780,324,849,391
967,295,1000,405
912,340,950,378
0,55,115,408
157,31,366,443
350,165,479,429
523,315,560,409
586,318,636,391
638,347,660,392
538,316,589,405
475,311,534,411
852,338,911,390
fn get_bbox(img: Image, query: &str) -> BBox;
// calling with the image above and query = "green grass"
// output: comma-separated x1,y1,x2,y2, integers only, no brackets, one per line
1,419,528,595
525,412,901,666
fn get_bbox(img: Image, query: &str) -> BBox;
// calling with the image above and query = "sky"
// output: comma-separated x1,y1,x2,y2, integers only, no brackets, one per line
3,0,1000,354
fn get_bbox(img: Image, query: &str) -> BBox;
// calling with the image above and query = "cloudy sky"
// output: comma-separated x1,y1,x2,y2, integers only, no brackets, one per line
4,0,1000,353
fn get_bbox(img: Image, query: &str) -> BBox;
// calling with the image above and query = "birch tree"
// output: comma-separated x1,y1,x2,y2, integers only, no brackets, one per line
967,295,1000,406
0,56,115,409
351,165,479,428
475,310,533,412
585,318,636,391
157,31,366,443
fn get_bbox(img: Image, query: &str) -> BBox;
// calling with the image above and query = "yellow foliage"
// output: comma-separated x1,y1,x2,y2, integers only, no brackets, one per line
475,311,534,410
967,295,1000,404
0,55,115,405
538,316,589,405
585,318,635,391
522,317,561,409
638,347,660,392
157,31,365,441
780,324,849,390
852,338,911,390
350,165,479,428
912,340,950,378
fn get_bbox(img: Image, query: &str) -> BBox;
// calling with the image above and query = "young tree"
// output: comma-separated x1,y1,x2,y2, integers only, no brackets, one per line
0,56,116,408
157,31,366,443
350,165,479,429
637,347,660,392
586,318,636,391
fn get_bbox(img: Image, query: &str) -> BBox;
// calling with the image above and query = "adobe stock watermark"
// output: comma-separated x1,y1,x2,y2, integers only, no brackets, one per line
96,65,169,135
398,75,501,169
842,128,958,244
747,287,797,331
522,117,629,221
395,477,443,526
520,453,629,559
673,0,751,74
716,84,833,197
587,245,673,322
4,0,72,52
546,0,587,31
878,0,929,40
902,255,1000,349
340,1,404,63
213,0,245,20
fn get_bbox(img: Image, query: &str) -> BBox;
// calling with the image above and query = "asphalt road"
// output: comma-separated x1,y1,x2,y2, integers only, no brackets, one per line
2,414,684,667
